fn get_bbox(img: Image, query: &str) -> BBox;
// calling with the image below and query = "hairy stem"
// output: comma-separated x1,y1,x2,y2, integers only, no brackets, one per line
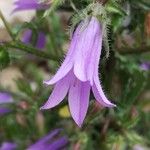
1,41,60,60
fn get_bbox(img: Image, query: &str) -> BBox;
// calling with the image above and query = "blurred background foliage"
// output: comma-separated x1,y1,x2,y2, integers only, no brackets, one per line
0,0,150,149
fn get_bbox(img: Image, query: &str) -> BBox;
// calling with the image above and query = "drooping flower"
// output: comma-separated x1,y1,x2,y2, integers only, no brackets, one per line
41,17,116,127
140,62,150,71
13,0,50,12
21,29,46,49
27,129,68,150
0,142,17,150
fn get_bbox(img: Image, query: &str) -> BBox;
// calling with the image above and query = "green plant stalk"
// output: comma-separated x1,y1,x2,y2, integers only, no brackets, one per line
2,41,61,60
118,46,150,54
0,10,15,41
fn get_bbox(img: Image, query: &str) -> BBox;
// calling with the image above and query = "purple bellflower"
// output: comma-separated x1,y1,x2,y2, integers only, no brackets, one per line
41,17,116,127
0,142,17,150
140,62,150,71
13,0,50,12
27,129,68,150
21,29,46,49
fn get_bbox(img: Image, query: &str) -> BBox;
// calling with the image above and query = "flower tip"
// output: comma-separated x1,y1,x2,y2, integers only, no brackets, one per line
105,99,116,108
43,80,47,84
40,106,45,110
43,79,54,86
110,101,117,108
74,119,83,128
113,104,117,107
109,103,117,108
43,80,50,86
40,104,54,110
76,122,82,128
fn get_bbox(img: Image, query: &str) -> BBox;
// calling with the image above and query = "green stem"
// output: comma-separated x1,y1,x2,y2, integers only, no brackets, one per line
118,46,150,54
1,41,61,60
0,10,15,41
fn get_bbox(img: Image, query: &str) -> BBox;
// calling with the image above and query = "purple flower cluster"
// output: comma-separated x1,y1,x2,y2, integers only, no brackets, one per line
41,17,116,127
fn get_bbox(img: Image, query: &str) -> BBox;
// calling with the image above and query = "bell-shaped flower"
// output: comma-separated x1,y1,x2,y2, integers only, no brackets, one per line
41,17,116,127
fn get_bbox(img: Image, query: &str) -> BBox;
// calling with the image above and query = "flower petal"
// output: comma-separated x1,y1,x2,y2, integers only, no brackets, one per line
92,75,116,107
21,29,32,44
13,0,49,12
36,32,46,49
43,61,73,85
0,92,13,104
27,129,62,150
0,142,17,150
41,72,73,109
68,78,90,127
0,107,11,116
47,136,69,150
73,31,88,82
43,25,81,85
73,17,102,83
86,18,103,85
